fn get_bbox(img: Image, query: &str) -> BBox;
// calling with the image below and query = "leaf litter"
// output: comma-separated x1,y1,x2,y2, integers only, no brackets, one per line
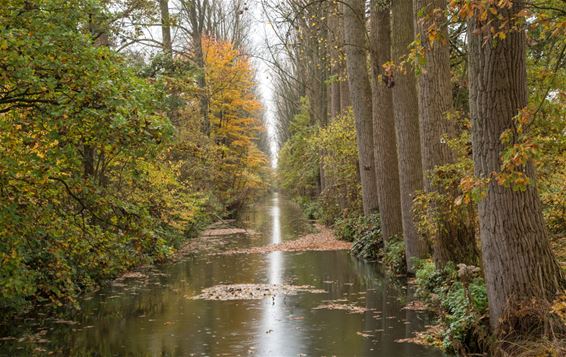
216,224,351,255
188,283,326,301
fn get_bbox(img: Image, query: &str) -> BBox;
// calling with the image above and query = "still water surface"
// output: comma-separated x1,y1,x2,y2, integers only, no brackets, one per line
1,193,446,356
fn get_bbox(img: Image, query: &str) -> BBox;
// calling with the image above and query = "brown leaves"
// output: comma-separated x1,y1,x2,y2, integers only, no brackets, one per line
187,284,326,301
313,302,371,314
218,224,351,256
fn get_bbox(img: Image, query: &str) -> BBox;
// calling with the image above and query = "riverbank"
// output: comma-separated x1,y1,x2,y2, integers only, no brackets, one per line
0,193,445,356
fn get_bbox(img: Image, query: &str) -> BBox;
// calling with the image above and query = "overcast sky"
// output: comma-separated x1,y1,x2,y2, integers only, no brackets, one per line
249,0,279,168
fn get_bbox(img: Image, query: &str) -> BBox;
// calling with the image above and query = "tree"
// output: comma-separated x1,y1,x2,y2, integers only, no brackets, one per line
391,0,428,270
202,37,269,209
414,0,478,267
342,0,379,215
467,0,564,332
368,0,404,242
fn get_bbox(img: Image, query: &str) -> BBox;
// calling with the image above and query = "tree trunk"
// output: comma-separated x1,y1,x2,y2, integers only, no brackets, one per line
468,0,564,332
391,0,428,270
159,0,182,127
338,8,351,112
415,0,478,267
339,75,350,111
368,0,403,242
195,34,210,135
159,0,173,58
328,2,341,120
343,0,379,215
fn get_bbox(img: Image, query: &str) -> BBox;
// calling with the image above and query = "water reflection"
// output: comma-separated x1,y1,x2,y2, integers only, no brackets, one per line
0,193,447,357
256,192,303,356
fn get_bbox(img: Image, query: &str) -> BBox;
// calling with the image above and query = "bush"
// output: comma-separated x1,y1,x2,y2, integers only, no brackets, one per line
350,214,383,261
383,237,406,275
297,197,323,220
414,260,490,354
334,214,378,242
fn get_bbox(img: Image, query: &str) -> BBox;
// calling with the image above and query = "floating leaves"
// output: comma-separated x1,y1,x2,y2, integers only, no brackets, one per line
217,224,351,255
188,284,326,301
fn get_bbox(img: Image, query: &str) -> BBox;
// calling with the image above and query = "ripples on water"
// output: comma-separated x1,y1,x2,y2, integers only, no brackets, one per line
0,193,447,357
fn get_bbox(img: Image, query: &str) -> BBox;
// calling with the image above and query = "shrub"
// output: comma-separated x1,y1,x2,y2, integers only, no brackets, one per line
383,237,406,275
414,260,490,354
350,215,383,261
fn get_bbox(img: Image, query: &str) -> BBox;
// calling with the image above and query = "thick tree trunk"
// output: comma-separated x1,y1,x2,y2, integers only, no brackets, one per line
415,0,478,267
468,0,564,331
368,0,403,242
391,0,428,270
343,0,379,215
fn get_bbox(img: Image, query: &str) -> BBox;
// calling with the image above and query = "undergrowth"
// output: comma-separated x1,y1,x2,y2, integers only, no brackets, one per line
413,259,490,354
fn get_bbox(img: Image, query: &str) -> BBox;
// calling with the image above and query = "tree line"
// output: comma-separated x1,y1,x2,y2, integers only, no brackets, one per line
271,0,565,354
0,0,270,317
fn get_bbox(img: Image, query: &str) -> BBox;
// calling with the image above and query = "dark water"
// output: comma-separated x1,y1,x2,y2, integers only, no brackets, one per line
1,193,446,357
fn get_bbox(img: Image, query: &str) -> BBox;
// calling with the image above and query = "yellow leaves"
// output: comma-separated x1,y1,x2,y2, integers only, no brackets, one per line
197,37,269,201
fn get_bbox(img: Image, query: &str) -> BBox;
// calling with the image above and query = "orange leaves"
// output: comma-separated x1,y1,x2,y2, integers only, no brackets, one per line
203,37,264,149
200,37,269,202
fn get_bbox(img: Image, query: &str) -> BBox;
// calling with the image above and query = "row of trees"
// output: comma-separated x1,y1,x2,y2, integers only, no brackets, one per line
272,0,565,349
0,0,270,316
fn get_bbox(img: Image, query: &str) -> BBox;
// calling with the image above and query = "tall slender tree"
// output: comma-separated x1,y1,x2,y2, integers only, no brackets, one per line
467,0,564,332
391,0,428,270
414,0,478,267
342,0,379,215
368,0,403,242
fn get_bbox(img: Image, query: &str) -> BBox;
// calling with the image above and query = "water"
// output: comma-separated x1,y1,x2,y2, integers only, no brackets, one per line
0,193,446,356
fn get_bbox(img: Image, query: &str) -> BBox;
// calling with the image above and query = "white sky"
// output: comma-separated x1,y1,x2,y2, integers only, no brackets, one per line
248,0,279,168
129,0,280,168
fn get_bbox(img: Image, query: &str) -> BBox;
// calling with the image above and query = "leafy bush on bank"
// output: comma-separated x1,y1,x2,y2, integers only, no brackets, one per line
414,260,489,354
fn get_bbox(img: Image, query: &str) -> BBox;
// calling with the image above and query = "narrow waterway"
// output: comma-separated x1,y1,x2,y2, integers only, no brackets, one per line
1,193,446,356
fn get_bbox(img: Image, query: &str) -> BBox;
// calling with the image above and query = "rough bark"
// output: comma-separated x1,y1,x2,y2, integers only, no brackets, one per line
368,0,403,242
415,0,478,267
468,0,564,331
342,0,379,215
391,0,429,270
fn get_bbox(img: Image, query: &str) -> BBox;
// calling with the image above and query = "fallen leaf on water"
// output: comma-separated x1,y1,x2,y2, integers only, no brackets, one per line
313,302,372,314
216,225,351,255
189,284,326,301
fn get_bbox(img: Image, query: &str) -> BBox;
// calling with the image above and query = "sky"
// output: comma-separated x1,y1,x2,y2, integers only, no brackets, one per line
130,0,281,168
248,0,279,168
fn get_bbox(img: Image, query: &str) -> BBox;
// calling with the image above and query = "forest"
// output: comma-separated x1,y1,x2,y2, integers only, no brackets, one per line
0,0,565,356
